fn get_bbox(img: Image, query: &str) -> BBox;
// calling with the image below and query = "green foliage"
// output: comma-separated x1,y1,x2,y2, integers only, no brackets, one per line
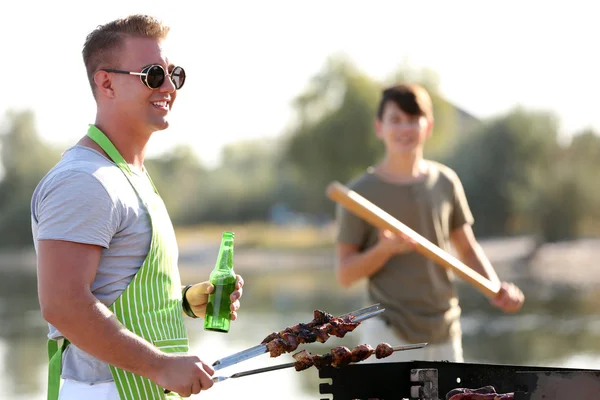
0,110,61,248
533,130,600,241
444,107,600,241
1,57,600,249
145,145,207,225
285,56,383,213
170,139,286,224
445,107,560,236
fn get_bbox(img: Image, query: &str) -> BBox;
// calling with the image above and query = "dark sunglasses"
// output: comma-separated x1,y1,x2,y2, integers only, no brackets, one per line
102,64,186,90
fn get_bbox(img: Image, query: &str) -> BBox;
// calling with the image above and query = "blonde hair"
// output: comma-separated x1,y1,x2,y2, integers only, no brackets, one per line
82,14,170,95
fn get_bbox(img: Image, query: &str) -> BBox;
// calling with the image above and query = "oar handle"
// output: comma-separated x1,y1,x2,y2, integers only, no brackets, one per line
326,181,500,298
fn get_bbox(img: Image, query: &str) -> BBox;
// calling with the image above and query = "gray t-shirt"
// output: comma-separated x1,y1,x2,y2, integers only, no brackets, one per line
31,145,157,383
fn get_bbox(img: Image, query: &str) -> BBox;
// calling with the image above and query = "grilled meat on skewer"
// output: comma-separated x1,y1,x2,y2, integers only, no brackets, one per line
449,394,514,400
261,310,336,344
447,386,514,400
330,346,353,368
265,339,287,358
265,331,301,357
350,344,374,362
262,310,357,343
375,342,394,359
262,309,361,357
313,309,334,324
311,353,333,370
446,386,497,399
292,350,314,371
291,343,393,372
261,331,279,344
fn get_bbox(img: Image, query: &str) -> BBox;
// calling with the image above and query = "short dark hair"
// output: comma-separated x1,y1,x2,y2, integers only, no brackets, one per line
376,84,433,121
82,14,170,96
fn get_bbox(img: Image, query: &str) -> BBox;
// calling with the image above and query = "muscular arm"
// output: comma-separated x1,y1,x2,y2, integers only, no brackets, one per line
450,223,500,286
37,239,164,381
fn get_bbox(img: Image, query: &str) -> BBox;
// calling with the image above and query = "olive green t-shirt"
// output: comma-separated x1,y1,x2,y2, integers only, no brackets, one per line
336,161,474,344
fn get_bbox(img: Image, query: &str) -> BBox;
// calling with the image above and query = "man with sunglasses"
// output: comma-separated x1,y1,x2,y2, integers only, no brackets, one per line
30,14,244,400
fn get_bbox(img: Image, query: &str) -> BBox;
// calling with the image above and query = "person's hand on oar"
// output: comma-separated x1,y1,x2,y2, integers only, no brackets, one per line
489,281,525,313
377,229,418,256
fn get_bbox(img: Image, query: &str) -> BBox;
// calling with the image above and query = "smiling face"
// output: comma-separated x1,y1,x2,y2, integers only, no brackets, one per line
93,35,179,137
375,101,432,156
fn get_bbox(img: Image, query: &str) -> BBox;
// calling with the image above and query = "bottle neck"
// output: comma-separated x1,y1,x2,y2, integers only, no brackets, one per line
215,237,234,271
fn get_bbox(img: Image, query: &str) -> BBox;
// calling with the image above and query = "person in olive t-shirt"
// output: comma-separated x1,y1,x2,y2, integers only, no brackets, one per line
335,84,524,362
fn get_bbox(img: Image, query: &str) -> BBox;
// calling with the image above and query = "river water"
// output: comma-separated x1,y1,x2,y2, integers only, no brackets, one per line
2,263,600,399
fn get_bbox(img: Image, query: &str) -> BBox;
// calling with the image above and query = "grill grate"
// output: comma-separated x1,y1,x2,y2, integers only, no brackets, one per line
318,360,600,399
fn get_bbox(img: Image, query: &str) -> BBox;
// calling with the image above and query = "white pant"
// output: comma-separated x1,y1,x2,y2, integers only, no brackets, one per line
358,317,464,363
59,379,120,400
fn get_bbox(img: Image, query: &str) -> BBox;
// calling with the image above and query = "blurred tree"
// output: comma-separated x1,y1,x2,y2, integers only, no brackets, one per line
284,55,382,214
565,128,600,216
0,110,61,248
145,145,207,225
445,106,560,238
181,139,285,223
534,129,600,241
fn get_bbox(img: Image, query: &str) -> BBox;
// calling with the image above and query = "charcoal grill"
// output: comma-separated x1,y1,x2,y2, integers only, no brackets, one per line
318,360,600,399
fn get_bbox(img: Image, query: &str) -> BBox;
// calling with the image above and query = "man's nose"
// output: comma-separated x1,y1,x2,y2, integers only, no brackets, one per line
160,75,177,93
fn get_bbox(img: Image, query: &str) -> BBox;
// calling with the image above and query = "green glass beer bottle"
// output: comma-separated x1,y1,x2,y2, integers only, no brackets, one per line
204,231,236,333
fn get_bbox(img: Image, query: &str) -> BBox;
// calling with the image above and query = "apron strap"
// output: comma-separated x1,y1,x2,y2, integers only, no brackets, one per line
47,338,69,400
87,124,160,195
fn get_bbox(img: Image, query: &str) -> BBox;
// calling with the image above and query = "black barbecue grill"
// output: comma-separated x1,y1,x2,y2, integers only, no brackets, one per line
318,360,600,399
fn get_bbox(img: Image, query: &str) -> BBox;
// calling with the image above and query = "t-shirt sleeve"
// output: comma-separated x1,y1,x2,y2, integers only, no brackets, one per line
335,202,369,247
450,172,475,231
34,170,120,248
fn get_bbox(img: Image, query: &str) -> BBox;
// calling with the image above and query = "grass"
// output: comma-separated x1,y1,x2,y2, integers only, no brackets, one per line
174,222,336,250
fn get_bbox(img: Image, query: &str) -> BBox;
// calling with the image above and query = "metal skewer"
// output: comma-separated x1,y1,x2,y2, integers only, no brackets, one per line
212,343,428,383
211,303,385,371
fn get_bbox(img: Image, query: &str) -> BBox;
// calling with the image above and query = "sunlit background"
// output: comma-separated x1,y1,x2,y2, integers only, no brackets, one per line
2,1,600,399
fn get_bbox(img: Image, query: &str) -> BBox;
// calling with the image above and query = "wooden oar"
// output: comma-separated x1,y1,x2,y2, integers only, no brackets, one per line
326,181,501,298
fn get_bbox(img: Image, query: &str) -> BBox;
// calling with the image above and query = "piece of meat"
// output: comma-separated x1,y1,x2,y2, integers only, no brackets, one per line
351,344,374,362
296,326,317,344
260,310,364,359
330,346,353,368
284,323,310,335
375,342,394,359
313,325,331,343
449,394,514,400
446,386,497,399
292,349,311,361
266,338,287,357
328,319,360,338
292,350,314,371
281,333,297,350
447,387,513,400
312,310,334,325
311,353,333,370
260,309,351,348
260,331,279,344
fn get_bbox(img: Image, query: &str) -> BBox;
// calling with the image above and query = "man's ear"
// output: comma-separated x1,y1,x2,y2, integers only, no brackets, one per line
93,71,116,99
374,118,383,139
426,117,434,138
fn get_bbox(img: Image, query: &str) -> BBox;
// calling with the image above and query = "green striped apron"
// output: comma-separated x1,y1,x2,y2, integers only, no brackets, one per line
46,125,188,400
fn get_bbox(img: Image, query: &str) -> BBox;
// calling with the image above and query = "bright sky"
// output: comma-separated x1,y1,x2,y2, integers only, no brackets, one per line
3,0,598,167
